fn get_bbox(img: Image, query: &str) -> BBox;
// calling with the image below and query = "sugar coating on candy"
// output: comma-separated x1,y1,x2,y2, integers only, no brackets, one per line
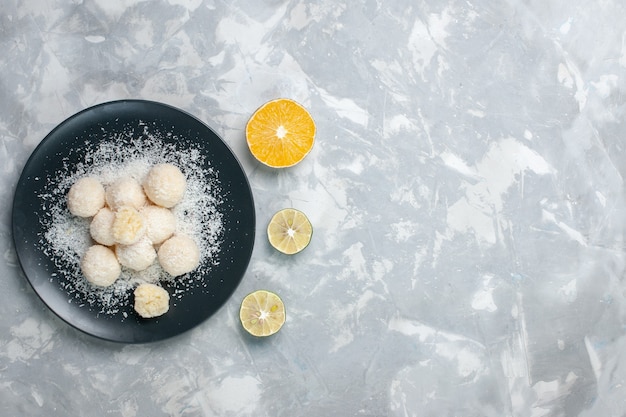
115,237,156,271
90,207,116,246
143,163,186,208
44,134,225,316
67,177,105,217
112,206,146,245
158,234,200,277
141,205,176,244
133,283,169,318
106,178,147,211
81,245,121,287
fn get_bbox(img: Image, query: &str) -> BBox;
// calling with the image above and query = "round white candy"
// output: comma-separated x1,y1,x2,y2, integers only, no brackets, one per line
89,207,116,246
81,245,121,287
67,177,105,217
105,178,147,211
158,234,200,276
141,205,176,244
112,206,146,245
115,237,156,271
143,163,186,208
134,283,170,318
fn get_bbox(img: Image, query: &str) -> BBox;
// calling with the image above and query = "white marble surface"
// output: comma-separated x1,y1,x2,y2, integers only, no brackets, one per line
3,0,626,415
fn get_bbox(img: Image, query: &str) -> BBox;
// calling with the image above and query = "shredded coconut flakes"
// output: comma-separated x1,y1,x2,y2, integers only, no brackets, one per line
38,121,224,316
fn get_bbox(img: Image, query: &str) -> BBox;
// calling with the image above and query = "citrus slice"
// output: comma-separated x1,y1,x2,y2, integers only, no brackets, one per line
239,290,286,337
267,208,312,255
245,98,316,168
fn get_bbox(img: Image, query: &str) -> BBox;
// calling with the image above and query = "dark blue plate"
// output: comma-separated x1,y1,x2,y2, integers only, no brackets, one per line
12,100,255,343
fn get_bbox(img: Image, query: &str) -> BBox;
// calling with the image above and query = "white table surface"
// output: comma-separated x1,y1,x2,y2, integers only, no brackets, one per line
2,0,626,415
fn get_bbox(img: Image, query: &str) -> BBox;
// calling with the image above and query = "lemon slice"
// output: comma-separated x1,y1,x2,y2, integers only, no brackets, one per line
239,290,286,337
267,208,313,255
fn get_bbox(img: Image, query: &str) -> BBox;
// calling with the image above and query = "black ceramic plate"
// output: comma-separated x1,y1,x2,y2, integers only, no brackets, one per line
12,100,255,343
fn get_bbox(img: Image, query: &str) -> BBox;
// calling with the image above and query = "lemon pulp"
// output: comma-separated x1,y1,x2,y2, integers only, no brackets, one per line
239,290,286,337
267,208,312,255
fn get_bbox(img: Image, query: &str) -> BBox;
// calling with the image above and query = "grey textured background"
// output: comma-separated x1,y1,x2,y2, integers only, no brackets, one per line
2,0,626,416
